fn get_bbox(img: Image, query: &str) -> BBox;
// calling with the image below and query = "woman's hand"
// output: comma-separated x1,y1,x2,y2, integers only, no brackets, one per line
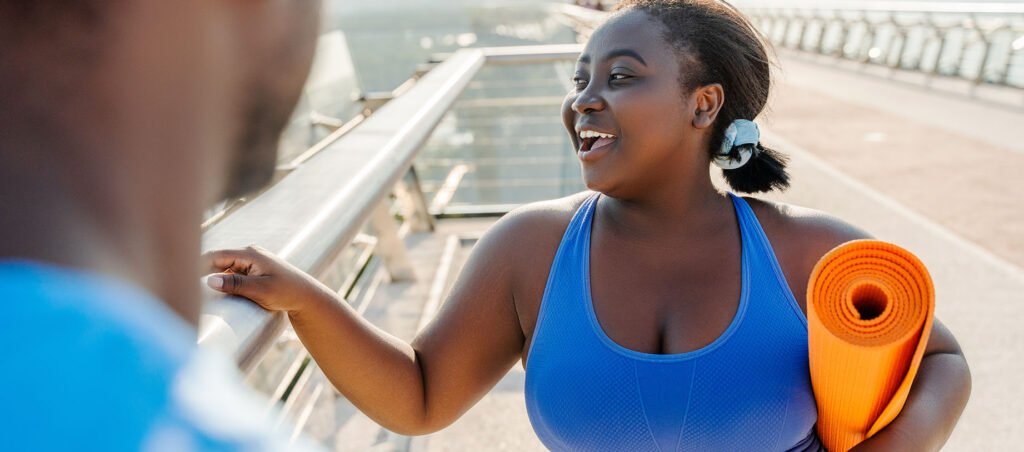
203,246,336,314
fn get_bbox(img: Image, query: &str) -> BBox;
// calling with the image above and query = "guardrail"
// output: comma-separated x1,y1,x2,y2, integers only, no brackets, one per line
556,1,1024,91
197,44,583,375
741,2,1024,88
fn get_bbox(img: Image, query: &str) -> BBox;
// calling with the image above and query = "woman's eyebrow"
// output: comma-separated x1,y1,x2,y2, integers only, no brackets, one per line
603,49,647,66
577,49,647,66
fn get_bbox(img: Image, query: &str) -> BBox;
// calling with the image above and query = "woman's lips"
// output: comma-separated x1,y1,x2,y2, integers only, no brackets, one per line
578,137,617,161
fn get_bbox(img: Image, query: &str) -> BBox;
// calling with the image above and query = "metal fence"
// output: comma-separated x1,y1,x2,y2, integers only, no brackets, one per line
197,43,582,444
742,2,1024,88
558,1,1024,90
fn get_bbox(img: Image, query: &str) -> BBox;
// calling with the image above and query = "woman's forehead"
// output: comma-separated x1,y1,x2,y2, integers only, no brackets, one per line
581,9,673,66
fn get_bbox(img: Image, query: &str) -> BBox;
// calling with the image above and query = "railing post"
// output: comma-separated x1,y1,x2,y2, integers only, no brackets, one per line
977,23,1007,85
395,167,437,233
886,14,903,68
933,26,950,76
951,21,972,78
859,19,876,63
916,15,935,71
796,12,809,50
817,14,833,55
976,39,992,85
778,13,791,46
774,13,785,45
369,200,416,282
837,18,853,57
998,33,1020,86
960,16,982,83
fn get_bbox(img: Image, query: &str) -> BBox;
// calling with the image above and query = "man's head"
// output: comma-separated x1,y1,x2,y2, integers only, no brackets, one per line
0,0,322,202
0,0,322,322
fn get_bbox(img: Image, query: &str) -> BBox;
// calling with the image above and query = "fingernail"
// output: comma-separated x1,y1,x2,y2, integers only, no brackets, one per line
206,275,224,290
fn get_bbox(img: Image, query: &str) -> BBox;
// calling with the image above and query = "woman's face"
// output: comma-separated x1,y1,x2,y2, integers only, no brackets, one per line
562,9,704,198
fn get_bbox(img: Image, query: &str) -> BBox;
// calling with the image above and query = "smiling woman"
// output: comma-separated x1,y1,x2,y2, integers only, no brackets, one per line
204,1,970,450
565,0,790,196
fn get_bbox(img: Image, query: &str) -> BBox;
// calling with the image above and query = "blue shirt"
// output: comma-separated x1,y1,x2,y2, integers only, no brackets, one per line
0,261,314,451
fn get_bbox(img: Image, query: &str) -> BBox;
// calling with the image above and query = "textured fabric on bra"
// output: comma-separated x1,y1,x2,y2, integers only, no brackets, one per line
524,193,822,451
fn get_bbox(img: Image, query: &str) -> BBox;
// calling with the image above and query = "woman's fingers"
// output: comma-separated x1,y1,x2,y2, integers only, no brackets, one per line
203,249,250,274
202,246,272,274
202,245,322,313
203,246,294,310
206,272,273,305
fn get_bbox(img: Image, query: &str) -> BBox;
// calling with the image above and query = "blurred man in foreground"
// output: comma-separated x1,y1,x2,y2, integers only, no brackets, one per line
0,1,322,449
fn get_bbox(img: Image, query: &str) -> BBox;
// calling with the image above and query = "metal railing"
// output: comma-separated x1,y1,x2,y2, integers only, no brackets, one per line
197,47,483,372
741,2,1024,88
197,42,582,389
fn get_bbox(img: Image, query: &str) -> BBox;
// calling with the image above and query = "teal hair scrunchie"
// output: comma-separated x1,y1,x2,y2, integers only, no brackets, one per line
713,119,761,170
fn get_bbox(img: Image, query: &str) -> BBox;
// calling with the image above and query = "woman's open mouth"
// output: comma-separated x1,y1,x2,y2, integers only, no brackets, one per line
577,130,617,161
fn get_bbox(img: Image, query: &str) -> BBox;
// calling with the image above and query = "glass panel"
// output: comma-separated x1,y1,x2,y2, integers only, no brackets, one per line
416,61,586,210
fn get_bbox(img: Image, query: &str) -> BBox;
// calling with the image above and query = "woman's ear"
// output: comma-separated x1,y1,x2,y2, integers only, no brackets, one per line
692,83,724,129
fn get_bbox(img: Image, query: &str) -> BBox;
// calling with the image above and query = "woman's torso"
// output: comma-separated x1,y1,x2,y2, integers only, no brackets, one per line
515,192,822,451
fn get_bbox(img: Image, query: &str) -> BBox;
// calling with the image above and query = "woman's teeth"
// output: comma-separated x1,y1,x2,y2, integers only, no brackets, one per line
578,130,616,140
577,130,617,153
577,130,614,153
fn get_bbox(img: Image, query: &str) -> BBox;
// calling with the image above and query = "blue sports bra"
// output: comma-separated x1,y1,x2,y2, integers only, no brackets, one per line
524,193,822,451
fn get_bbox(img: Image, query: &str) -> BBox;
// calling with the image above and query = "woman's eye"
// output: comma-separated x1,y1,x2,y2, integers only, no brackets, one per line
572,78,588,89
610,73,633,82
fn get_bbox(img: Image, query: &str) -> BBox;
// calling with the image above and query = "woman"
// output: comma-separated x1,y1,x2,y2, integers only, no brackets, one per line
206,1,971,450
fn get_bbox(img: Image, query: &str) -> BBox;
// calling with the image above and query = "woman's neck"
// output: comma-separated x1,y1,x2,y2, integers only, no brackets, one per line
598,168,733,243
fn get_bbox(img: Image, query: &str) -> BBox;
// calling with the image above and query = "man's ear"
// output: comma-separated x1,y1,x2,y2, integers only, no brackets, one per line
692,83,724,130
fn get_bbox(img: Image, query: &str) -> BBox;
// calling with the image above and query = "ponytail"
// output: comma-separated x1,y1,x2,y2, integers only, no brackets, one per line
719,143,790,193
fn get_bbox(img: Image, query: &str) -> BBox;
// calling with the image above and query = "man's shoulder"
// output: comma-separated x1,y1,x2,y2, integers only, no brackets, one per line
0,261,316,451
1,261,195,370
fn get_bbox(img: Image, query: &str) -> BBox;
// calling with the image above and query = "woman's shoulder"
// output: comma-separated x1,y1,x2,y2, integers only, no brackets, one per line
742,196,870,242
486,191,594,246
741,196,873,308
468,191,593,272
473,192,594,331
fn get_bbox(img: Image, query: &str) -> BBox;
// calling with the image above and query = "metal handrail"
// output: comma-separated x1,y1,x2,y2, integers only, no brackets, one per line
198,44,583,373
198,49,484,371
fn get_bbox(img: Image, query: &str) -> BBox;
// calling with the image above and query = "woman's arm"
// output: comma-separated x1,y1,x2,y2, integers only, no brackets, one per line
205,207,555,435
849,319,971,451
762,200,973,451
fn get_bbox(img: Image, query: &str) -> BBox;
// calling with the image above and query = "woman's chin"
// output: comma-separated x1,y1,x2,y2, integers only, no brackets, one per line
581,172,615,195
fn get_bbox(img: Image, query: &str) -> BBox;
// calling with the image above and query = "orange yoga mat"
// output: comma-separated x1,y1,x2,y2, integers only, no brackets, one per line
807,240,934,452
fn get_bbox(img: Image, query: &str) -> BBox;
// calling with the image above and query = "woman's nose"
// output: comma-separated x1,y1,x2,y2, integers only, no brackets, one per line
572,86,605,114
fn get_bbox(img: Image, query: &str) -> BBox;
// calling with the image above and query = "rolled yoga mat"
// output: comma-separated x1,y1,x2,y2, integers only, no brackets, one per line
807,240,934,452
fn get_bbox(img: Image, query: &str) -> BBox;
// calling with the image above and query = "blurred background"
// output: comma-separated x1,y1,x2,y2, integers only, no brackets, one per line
199,1,1024,450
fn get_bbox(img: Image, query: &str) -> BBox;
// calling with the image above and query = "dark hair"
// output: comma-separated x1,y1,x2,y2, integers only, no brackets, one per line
614,0,789,193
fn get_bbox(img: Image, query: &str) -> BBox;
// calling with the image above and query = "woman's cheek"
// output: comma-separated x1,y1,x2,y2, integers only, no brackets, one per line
561,92,578,145
561,92,576,127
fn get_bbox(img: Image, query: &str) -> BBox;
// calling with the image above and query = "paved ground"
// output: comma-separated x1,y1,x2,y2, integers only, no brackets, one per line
326,52,1024,450
766,49,1024,271
761,56,1024,449
756,132,1024,451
